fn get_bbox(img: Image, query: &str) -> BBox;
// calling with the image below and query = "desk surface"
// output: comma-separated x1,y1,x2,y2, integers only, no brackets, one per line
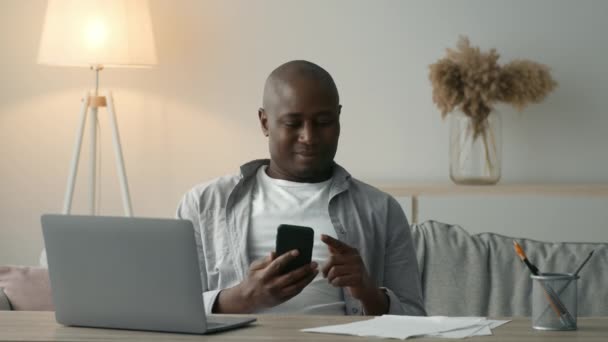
1,312,606,341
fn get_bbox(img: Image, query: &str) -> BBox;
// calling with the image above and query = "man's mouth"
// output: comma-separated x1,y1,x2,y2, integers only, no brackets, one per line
296,151,319,158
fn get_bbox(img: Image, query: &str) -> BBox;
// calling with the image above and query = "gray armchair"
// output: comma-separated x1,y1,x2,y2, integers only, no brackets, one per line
0,288,10,310
0,266,54,311
411,220,608,317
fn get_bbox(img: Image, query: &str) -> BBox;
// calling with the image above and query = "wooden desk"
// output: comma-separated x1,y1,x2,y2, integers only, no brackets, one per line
0,312,606,341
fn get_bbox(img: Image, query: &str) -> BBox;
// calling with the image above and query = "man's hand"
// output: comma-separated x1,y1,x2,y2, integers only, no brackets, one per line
320,234,388,315
214,250,318,313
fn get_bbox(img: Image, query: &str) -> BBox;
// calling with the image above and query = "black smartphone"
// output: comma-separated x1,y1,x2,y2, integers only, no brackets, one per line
275,224,314,274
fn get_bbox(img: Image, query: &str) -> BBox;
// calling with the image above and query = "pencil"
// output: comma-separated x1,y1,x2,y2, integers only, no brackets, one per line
513,241,575,328
537,250,594,322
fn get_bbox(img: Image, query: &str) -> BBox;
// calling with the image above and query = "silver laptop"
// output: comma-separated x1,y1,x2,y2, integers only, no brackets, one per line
41,214,256,334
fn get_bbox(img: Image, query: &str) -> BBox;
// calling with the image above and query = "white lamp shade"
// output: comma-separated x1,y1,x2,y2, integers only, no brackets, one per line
38,0,157,68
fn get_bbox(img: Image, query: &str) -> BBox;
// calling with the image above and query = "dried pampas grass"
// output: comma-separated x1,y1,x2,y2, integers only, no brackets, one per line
429,36,557,137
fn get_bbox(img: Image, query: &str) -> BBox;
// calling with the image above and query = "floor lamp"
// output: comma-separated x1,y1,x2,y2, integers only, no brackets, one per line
62,69,134,216
37,0,157,265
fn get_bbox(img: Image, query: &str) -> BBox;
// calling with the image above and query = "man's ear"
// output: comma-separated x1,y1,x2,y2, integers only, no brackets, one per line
337,104,342,116
258,108,269,137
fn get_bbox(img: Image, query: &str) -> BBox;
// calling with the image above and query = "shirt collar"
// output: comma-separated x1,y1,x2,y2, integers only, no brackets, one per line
239,159,351,189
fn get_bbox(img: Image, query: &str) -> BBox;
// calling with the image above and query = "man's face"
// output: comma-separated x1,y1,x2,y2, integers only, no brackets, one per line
259,77,341,182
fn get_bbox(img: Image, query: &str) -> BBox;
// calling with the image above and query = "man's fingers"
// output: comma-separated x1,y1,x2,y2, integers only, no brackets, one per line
249,254,274,271
280,268,319,300
273,262,318,289
321,254,352,277
326,264,358,282
329,274,359,288
321,234,353,254
264,249,299,278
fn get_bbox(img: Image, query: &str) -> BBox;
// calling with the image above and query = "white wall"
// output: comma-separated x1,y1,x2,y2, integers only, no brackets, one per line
1,0,608,265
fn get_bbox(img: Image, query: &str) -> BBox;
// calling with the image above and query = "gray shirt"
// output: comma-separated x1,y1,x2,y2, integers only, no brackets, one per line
176,159,426,316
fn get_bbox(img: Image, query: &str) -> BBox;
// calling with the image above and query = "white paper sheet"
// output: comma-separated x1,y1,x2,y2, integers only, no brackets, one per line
426,319,510,339
301,316,511,340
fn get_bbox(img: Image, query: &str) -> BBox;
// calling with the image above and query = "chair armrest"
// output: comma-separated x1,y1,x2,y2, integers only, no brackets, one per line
0,287,11,310
0,266,53,311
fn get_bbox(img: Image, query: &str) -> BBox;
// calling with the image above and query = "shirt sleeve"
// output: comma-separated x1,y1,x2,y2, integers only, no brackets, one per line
176,190,220,314
382,197,427,316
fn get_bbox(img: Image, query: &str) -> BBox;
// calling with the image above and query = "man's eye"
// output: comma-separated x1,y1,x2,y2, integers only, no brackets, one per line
317,119,335,125
284,121,300,127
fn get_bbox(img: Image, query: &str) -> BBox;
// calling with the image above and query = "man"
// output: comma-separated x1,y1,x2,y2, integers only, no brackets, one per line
177,60,425,316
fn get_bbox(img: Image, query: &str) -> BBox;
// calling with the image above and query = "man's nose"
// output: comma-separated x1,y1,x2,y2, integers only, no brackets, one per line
298,121,315,144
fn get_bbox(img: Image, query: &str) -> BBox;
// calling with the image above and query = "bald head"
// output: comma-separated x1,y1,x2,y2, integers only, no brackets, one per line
262,60,339,112
258,60,341,183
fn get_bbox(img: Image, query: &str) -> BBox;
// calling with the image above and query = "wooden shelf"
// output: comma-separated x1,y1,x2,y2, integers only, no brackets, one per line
374,183,608,197
372,183,608,225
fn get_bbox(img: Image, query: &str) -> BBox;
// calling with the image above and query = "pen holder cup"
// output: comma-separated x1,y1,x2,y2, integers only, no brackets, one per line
531,273,579,331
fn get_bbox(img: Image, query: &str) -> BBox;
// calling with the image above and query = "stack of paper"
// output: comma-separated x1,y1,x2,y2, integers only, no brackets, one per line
301,315,510,339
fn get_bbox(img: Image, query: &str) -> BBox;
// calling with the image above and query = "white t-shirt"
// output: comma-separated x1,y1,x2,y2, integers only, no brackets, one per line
248,166,345,314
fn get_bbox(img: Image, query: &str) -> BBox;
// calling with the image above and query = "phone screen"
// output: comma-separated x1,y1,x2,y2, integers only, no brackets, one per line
275,224,314,274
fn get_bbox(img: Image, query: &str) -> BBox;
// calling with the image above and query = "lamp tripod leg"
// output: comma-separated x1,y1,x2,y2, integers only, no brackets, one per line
89,98,98,215
106,91,133,217
62,93,90,215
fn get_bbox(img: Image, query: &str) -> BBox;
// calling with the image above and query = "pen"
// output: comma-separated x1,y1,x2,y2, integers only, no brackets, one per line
513,241,576,328
573,250,594,276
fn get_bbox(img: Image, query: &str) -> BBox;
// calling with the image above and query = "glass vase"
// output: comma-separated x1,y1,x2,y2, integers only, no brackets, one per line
449,111,502,185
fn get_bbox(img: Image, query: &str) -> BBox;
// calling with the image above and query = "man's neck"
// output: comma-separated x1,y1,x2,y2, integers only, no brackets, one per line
265,163,333,183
